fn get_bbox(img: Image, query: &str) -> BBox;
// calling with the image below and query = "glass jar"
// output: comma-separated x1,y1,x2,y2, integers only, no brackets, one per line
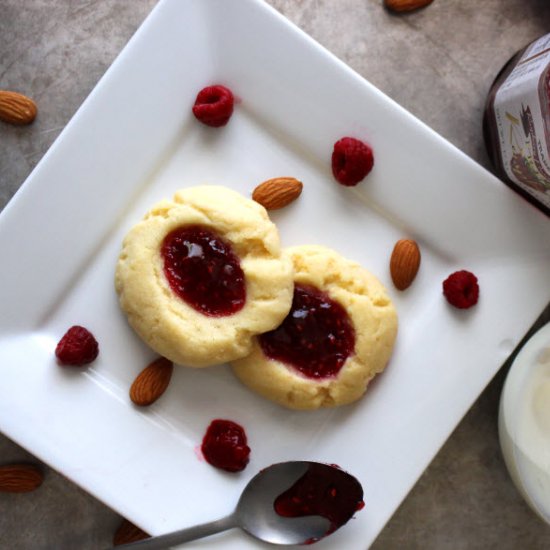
499,322,550,524
484,34,550,217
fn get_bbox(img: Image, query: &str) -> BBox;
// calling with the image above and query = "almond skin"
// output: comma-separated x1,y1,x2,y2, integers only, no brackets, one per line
0,91,37,125
384,0,434,12
113,519,150,546
0,464,44,493
252,177,303,210
130,357,173,406
390,239,421,290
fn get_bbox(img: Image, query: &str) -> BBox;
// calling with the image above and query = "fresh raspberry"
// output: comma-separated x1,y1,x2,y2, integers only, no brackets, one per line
55,325,99,365
192,85,234,127
201,419,250,472
331,137,374,186
442,270,479,309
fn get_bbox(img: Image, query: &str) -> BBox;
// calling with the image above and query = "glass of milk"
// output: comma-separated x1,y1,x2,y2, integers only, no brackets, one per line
499,321,550,523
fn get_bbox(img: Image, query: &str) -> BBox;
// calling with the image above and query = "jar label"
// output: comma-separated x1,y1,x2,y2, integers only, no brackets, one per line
493,34,550,210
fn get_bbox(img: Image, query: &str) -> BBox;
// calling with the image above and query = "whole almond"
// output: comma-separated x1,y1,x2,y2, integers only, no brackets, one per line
384,0,434,12
0,91,37,125
130,357,173,406
252,177,303,210
0,464,43,493
113,519,150,546
390,239,421,290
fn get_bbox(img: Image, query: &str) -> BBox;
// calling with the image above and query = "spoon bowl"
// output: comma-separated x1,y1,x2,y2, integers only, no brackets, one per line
237,461,331,544
113,461,363,549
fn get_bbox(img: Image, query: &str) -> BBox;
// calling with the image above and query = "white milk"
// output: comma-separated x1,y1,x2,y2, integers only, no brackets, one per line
499,322,550,523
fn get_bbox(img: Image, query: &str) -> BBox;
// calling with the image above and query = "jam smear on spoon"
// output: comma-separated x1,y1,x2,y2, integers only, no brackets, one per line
274,463,364,539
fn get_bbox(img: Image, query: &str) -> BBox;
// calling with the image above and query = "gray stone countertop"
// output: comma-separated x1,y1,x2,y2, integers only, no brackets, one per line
1,1,549,548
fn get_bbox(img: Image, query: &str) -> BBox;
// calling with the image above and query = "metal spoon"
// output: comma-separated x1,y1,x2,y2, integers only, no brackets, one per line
112,461,359,549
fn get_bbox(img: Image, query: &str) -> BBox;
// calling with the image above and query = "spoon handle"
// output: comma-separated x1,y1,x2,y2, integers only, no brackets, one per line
112,513,238,549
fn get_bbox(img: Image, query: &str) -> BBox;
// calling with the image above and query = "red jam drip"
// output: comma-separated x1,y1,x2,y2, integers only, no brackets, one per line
161,225,245,317
259,284,355,379
274,463,364,537
201,419,250,473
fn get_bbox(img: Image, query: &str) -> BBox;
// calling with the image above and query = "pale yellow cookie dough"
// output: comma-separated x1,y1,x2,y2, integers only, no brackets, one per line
231,245,398,409
115,186,294,367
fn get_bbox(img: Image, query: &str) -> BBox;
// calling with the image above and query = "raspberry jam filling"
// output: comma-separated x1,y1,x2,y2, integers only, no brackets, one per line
201,419,250,472
274,463,364,538
161,225,246,317
259,284,355,379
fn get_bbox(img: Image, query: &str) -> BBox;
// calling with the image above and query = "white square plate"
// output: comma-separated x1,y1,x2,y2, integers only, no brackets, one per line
1,0,549,548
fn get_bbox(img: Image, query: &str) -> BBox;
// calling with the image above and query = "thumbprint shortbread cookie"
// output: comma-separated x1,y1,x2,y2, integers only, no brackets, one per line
115,186,294,367
231,245,397,409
